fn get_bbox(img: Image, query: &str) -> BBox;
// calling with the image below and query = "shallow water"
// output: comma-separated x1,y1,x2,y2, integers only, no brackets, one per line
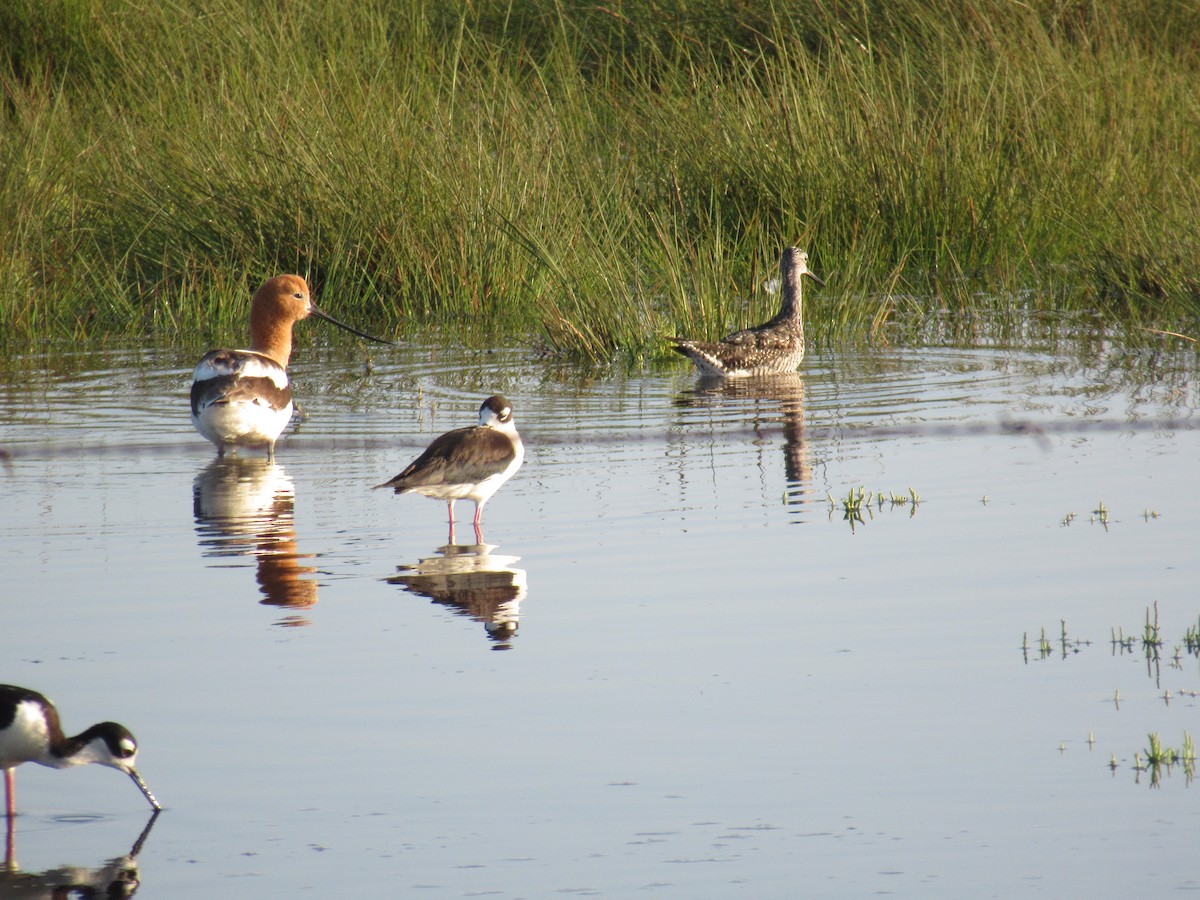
1,335,1198,896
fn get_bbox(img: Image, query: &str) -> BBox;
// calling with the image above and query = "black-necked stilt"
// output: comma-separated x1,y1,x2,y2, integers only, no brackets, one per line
191,275,393,460
669,246,825,377
388,542,526,647
0,685,160,815
375,395,524,542
3,806,159,891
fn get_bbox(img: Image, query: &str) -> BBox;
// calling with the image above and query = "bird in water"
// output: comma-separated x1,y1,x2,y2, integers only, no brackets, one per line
191,275,393,460
0,684,161,815
669,246,825,377
375,395,524,543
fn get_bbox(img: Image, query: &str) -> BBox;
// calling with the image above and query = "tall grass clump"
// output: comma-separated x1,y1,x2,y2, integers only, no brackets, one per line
0,0,1198,359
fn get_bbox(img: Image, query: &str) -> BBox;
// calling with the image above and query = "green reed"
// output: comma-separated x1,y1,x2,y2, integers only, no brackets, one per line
1,0,1199,358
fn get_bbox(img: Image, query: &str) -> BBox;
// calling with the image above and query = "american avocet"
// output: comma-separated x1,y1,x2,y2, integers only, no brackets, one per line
375,395,524,542
0,684,161,814
191,275,392,459
669,246,825,377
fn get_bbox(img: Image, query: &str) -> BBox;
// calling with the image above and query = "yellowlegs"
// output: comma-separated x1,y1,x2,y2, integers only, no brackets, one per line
669,246,825,377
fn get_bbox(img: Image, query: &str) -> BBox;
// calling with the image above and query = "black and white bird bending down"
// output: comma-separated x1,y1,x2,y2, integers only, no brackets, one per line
0,684,161,815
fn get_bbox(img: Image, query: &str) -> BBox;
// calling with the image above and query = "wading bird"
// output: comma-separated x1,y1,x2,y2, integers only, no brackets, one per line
191,275,393,459
376,395,524,543
669,246,825,377
1,684,161,815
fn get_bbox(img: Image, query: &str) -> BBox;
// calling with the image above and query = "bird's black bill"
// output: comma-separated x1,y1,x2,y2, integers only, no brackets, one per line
129,768,162,811
805,271,826,287
311,307,396,345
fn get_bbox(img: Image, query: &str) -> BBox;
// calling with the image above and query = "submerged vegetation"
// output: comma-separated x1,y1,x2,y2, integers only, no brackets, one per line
1,0,1199,358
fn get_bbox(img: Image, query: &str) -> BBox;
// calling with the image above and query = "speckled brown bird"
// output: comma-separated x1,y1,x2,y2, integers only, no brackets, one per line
669,246,825,377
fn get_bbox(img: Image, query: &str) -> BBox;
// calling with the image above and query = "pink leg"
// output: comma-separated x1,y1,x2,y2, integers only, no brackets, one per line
4,768,14,871
446,500,456,525
472,504,484,545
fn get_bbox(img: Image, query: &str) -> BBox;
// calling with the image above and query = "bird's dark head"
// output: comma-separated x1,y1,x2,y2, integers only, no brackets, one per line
479,395,515,428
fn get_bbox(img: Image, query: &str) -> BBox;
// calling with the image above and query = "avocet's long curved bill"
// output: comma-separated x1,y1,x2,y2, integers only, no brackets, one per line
128,767,163,811
310,306,396,345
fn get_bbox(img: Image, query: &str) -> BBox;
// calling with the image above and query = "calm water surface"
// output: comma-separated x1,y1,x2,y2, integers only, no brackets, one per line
1,334,1198,897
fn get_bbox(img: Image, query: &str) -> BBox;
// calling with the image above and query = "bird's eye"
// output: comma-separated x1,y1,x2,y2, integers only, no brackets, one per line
118,739,136,757
293,292,305,299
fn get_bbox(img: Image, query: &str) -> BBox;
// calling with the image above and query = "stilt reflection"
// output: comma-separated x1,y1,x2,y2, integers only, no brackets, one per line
387,532,526,649
675,372,812,509
193,457,319,625
2,809,159,895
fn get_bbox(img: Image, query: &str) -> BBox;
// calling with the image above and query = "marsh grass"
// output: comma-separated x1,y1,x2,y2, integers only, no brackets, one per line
1,0,1199,357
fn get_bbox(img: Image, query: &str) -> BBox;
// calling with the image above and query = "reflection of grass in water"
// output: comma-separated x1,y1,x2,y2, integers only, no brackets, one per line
826,486,920,531
1061,503,1166,530
1132,732,1196,788
1184,618,1200,656
1021,620,1091,662
1142,601,1164,656
1023,603,1192,669
1029,606,1200,787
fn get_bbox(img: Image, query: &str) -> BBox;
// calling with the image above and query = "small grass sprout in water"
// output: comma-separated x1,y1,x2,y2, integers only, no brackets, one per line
827,486,922,531
840,486,868,516
1021,619,1089,662
1124,733,1197,787
1132,739,1190,787
1142,732,1195,772
1027,605,1200,679
886,488,921,507
1021,627,1054,661
1184,618,1200,656
839,486,868,531
1111,626,1137,653
1143,602,1163,655
1171,645,1185,670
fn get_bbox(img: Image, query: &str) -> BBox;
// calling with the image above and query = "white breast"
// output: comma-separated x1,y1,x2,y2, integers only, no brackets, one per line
0,700,52,769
